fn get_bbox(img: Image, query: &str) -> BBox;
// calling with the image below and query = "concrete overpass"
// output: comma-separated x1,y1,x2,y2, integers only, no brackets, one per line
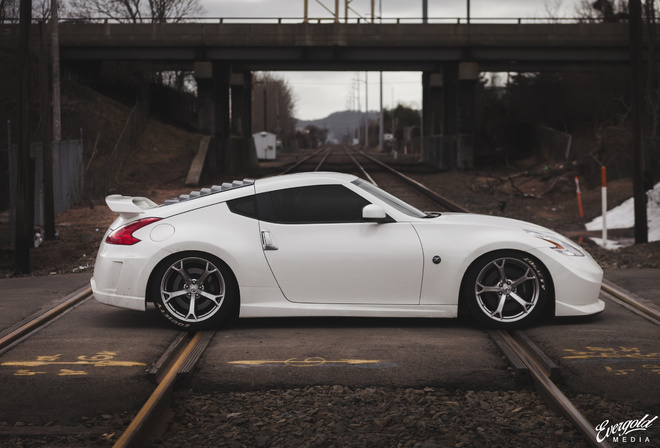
0,21,641,174
46,22,632,72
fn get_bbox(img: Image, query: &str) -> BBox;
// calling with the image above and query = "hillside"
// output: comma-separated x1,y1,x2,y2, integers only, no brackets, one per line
297,110,380,142
0,53,205,275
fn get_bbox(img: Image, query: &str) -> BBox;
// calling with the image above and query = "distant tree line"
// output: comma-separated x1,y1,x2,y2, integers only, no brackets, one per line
0,0,204,22
475,0,658,185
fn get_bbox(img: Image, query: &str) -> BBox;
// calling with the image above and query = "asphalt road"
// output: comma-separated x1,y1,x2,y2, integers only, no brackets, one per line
0,269,657,428
0,296,178,424
193,317,514,392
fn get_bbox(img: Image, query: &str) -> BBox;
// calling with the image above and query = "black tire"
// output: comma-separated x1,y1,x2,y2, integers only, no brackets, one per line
462,250,550,329
152,252,236,330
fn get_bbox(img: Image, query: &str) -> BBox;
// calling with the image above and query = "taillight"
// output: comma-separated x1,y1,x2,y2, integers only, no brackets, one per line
106,218,162,245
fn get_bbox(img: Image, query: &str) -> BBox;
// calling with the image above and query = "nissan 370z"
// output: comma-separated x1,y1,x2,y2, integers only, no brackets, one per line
91,172,604,330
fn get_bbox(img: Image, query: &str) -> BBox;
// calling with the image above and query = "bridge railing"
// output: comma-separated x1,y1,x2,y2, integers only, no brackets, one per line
1,16,610,25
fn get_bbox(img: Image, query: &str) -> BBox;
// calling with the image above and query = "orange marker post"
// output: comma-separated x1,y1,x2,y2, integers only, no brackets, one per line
575,176,584,218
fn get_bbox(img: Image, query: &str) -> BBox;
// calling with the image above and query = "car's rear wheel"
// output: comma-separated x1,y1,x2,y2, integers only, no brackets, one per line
463,251,549,329
153,253,235,330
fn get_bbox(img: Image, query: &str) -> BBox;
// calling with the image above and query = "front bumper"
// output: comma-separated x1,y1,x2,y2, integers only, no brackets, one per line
533,247,605,317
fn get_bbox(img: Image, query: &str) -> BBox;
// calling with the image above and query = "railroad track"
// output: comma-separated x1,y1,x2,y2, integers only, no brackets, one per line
4,145,656,447
114,143,657,448
280,144,621,448
0,285,92,356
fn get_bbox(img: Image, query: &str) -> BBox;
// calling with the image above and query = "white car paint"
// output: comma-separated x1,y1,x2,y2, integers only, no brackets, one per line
91,172,605,328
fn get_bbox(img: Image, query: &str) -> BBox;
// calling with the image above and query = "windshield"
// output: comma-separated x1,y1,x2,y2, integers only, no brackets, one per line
353,179,427,219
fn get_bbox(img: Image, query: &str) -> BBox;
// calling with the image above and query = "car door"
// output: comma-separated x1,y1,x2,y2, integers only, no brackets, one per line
257,184,424,305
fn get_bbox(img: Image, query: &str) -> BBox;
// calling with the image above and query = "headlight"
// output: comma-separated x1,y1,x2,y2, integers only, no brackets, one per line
525,229,584,257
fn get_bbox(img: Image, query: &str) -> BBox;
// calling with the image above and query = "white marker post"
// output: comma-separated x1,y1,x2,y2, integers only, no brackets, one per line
601,166,608,248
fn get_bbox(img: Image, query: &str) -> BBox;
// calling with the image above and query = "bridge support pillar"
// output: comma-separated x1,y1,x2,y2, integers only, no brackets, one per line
194,61,231,175
422,63,477,169
230,72,258,171
422,72,443,136
457,62,478,136
442,63,459,136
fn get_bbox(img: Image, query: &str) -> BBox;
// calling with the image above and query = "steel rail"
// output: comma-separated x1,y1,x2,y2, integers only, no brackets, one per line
279,146,328,175
314,146,333,172
600,279,660,323
341,146,378,186
496,330,612,448
276,144,638,448
340,145,614,448
348,146,469,213
114,331,215,448
0,285,92,353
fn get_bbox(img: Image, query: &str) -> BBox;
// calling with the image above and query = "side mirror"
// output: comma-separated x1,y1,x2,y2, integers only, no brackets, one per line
362,204,387,223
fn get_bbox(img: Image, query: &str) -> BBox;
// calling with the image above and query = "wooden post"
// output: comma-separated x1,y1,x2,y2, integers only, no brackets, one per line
629,0,649,244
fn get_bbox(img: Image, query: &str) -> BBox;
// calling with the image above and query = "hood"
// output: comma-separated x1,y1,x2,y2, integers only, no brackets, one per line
436,212,552,234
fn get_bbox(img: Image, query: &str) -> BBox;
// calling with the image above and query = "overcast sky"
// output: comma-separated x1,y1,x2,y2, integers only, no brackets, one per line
200,1,582,120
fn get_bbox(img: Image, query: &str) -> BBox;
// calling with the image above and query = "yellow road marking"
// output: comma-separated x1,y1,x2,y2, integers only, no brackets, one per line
2,360,146,367
1,352,146,371
228,357,385,367
563,347,660,360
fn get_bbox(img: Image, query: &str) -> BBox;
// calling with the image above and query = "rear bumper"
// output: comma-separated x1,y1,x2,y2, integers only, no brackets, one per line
91,277,146,311
91,239,170,312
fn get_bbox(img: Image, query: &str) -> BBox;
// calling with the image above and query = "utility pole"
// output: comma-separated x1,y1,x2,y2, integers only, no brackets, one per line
379,72,384,152
40,21,56,241
52,0,61,143
15,0,32,274
379,1,383,152
630,0,648,244
364,72,368,148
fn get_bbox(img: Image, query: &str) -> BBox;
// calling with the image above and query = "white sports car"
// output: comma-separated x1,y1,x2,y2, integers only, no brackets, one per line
91,172,604,330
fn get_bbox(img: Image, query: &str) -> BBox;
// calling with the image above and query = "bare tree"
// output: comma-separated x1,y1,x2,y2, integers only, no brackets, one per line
0,0,19,21
148,0,202,22
252,72,297,137
574,0,629,21
543,0,566,22
68,0,204,23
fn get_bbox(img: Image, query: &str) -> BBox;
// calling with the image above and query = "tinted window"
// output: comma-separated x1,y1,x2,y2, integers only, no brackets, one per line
353,179,426,218
227,195,258,219
258,185,370,224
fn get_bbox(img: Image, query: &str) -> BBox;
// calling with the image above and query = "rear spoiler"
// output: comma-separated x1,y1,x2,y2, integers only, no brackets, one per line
106,194,158,219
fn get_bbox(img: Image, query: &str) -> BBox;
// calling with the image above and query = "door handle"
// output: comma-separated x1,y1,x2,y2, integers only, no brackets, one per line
261,230,278,251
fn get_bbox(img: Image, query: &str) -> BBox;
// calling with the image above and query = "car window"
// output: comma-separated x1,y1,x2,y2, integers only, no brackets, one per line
353,179,427,218
227,195,258,219
257,185,371,224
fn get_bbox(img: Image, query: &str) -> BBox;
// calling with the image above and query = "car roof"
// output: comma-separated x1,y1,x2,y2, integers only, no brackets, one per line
161,172,360,208
254,172,360,193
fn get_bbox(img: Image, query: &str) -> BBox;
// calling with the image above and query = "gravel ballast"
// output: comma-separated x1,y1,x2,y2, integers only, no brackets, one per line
150,386,600,448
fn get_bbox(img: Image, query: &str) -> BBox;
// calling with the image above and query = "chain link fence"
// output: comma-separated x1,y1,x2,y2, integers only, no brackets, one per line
1,140,83,245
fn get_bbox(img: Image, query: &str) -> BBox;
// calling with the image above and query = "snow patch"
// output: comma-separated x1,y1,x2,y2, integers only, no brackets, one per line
585,182,660,248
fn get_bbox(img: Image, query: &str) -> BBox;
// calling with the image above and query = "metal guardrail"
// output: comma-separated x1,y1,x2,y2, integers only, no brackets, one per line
1,16,612,25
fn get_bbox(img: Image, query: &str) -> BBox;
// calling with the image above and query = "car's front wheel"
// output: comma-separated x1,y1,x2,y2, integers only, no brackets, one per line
152,253,236,330
463,251,550,329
